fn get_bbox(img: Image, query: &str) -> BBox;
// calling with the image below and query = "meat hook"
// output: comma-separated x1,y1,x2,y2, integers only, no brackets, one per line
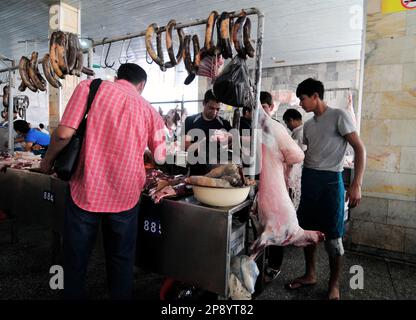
104,41,116,69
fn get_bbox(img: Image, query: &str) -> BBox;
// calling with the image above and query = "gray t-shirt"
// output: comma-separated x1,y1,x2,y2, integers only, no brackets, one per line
303,107,356,172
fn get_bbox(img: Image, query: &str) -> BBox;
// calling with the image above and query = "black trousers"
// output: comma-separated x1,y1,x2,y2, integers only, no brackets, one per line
63,192,139,299
266,246,284,270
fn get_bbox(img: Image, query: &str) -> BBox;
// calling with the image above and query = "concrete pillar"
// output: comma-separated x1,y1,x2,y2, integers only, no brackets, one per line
48,2,80,132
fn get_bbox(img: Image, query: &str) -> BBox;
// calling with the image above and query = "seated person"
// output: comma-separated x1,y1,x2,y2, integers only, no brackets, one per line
1,109,24,151
13,120,50,157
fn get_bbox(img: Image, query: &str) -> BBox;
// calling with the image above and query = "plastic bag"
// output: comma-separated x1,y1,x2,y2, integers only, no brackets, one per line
213,55,254,108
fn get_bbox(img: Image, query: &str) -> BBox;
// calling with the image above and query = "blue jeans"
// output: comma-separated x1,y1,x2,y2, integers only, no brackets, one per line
63,191,139,299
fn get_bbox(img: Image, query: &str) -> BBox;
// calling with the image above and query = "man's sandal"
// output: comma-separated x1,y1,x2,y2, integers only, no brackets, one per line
264,267,281,283
284,279,317,290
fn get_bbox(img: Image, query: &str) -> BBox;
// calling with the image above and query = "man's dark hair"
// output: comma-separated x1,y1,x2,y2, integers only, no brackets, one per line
296,78,324,100
14,120,30,134
283,109,302,122
242,107,251,116
39,123,45,129
260,91,273,106
117,63,147,85
203,89,219,104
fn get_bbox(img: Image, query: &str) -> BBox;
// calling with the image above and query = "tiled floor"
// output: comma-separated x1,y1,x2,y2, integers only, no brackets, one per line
0,225,415,300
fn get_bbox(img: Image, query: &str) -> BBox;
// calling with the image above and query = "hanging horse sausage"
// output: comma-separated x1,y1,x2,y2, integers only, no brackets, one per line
41,53,61,89
165,19,185,68
217,11,233,59
18,56,37,92
145,23,167,71
28,51,47,91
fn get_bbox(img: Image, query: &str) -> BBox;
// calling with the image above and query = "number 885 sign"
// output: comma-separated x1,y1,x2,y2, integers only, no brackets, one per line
143,218,162,236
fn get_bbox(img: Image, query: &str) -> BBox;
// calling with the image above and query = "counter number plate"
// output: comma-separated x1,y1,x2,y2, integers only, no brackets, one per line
43,191,55,203
143,218,162,236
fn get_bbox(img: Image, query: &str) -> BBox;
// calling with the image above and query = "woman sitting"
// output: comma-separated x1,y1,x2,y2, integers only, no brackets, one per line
13,120,50,157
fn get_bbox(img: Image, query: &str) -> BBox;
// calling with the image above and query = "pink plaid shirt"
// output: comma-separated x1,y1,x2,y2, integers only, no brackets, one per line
60,79,166,213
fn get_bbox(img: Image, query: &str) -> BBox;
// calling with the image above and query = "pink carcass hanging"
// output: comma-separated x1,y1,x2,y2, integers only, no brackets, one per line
250,106,325,257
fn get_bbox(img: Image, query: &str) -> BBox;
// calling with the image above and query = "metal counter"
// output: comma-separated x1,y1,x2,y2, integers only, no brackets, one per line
136,195,252,297
1,168,255,297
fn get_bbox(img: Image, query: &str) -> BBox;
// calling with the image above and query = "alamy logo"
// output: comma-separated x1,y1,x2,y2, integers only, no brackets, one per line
349,265,364,290
349,5,363,30
49,265,64,290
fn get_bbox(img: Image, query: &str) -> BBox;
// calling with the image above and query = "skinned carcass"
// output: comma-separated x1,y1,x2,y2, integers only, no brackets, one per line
250,106,325,257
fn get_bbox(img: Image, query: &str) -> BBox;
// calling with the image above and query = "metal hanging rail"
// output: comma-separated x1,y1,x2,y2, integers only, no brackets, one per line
88,7,264,179
0,7,265,177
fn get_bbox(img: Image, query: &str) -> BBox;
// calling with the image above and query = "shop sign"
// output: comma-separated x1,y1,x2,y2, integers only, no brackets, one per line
381,0,416,13
401,0,416,9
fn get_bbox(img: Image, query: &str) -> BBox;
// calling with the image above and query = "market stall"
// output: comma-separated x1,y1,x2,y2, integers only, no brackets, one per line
136,194,254,298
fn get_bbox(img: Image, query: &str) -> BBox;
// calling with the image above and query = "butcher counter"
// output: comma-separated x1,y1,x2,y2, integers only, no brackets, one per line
0,166,354,298
136,194,254,297
0,167,262,298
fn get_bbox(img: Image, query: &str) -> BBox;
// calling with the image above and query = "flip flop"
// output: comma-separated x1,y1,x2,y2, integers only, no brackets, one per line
284,279,317,290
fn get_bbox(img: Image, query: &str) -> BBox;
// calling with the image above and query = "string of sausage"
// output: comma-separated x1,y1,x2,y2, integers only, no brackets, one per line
49,32,65,79
165,19,185,68
183,34,201,85
217,12,233,59
18,56,37,92
28,52,47,91
41,53,61,89
204,11,219,56
145,23,167,71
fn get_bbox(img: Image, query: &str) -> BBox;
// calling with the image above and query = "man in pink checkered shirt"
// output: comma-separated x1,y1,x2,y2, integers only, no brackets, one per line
40,63,166,299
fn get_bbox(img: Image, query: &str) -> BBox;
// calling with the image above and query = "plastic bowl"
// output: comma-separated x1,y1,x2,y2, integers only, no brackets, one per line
191,185,251,207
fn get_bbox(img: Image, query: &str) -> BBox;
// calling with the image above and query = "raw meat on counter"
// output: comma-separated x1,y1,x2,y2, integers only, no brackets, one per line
0,151,42,171
250,107,325,257
144,168,190,203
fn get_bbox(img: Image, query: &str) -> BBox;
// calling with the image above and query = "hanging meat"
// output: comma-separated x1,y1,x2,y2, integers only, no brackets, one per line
232,10,255,59
18,56,37,92
250,107,325,257
202,10,219,57
243,17,255,58
55,31,69,75
183,34,201,85
165,19,185,68
49,32,65,79
145,23,167,71
232,12,247,59
41,53,61,89
71,49,84,76
66,32,79,73
28,52,47,91
217,11,233,59
46,31,94,84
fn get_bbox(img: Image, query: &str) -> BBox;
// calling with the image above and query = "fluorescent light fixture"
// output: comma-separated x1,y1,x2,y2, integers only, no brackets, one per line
79,38,93,49
271,56,286,64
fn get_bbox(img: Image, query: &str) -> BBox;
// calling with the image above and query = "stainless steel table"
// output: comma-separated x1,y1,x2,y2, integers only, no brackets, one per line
136,194,252,297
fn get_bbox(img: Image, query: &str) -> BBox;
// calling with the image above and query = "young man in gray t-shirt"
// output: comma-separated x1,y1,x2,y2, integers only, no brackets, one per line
285,78,366,300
